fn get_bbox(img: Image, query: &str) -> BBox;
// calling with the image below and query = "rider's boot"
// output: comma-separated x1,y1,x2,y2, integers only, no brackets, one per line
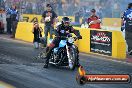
76,50,80,67
43,59,49,68
43,47,53,68
76,58,80,67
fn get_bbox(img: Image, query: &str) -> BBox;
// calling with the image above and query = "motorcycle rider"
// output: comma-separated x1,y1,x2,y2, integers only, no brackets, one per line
43,17,82,68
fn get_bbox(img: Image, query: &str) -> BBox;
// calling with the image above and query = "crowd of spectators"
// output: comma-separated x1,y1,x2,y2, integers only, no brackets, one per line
2,0,132,18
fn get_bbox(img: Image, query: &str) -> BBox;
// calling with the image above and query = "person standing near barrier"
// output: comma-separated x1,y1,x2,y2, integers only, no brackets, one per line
121,3,132,55
42,4,57,47
32,21,43,49
87,9,101,29
10,5,19,38
6,7,12,34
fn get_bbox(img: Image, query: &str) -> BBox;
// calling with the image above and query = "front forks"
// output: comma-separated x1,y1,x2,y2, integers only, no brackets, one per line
66,45,72,67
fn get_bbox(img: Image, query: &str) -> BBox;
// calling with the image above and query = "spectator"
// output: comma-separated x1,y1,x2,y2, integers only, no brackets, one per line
6,7,12,34
87,9,101,29
10,5,19,38
0,20,4,34
112,2,121,18
42,4,57,47
74,9,83,24
74,12,81,24
82,9,90,24
57,0,63,15
0,0,5,10
26,2,33,14
32,21,43,49
121,3,132,55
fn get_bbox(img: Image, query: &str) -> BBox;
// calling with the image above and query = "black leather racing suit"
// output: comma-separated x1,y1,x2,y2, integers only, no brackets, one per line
44,24,82,66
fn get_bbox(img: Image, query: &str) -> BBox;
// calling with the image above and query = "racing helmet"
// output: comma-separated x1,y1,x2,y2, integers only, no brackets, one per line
62,17,70,26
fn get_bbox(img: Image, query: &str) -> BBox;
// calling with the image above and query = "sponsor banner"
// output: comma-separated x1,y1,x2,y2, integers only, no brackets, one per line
22,14,75,23
90,30,112,56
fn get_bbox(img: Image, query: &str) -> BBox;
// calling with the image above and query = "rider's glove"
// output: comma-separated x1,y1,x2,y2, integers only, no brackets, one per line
121,26,125,32
67,34,72,37
78,35,82,39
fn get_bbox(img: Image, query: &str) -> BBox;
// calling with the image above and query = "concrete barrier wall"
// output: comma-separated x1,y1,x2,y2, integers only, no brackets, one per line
102,18,121,27
16,22,126,59
15,22,44,42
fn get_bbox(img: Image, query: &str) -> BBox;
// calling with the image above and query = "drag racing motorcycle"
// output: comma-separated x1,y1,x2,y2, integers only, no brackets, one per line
48,35,80,70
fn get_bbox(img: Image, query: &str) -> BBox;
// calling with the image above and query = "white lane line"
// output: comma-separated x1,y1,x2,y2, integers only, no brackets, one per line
80,53,132,66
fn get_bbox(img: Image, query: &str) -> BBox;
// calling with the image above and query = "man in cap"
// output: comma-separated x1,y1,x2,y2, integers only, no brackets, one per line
87,9,101,29
42,4,58,47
